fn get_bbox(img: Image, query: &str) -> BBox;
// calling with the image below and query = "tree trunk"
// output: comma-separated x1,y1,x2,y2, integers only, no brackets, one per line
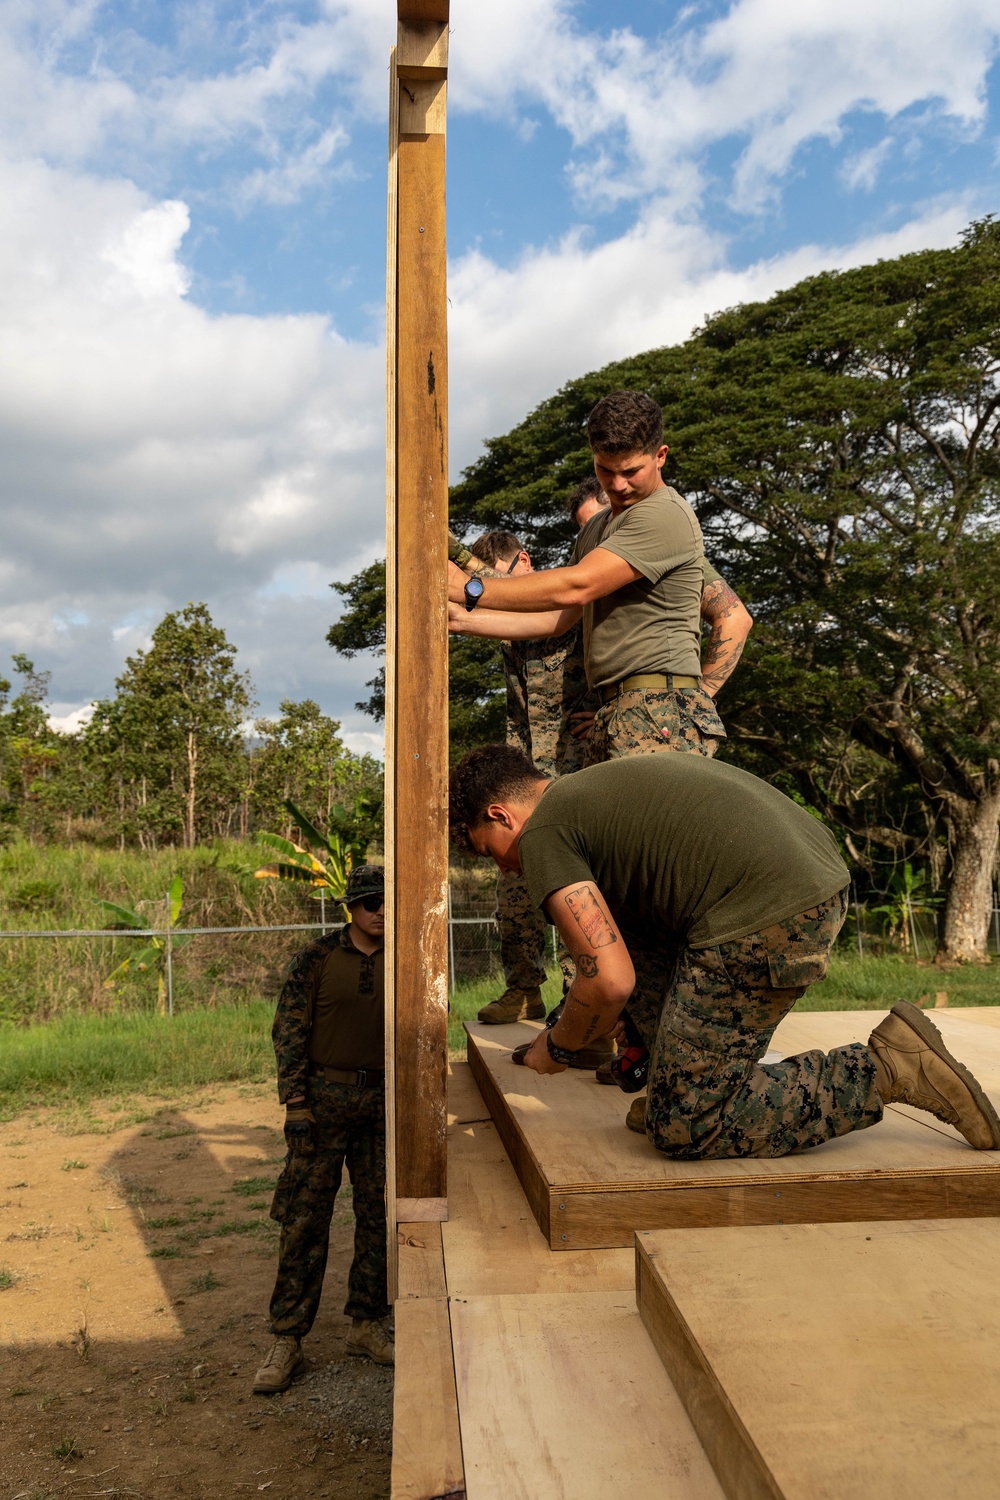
938,790,1000,963
185,731,197,850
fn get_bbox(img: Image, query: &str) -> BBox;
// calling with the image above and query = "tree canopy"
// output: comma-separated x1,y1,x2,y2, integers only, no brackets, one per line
331,217,1000,959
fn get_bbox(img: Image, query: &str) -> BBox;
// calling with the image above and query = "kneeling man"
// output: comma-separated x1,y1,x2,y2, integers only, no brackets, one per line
449,745,1000,1159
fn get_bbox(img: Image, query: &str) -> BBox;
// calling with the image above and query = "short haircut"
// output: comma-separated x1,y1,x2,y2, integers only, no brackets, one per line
449,743,548,854
470,530,522,567
566,476,606,521
586,389,664,456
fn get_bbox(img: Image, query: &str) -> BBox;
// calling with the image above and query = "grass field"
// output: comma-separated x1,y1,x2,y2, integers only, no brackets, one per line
3,951,995,1120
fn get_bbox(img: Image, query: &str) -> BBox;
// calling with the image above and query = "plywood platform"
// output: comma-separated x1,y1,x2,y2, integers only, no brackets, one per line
392,1061,726,1500
635,1217,1000,1500
466,1010,1000,1250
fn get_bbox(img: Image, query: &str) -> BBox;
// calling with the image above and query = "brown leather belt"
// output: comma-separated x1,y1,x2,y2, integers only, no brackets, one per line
309,1062,385,1089
599,672,701,704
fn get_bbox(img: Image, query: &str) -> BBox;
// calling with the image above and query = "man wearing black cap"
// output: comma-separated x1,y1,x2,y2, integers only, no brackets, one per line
253,865,392,1395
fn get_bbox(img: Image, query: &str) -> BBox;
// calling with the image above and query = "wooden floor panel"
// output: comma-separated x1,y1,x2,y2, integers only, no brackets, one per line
467,1014,1000,1249
636,1218,1000,1500
451,1291,725,1500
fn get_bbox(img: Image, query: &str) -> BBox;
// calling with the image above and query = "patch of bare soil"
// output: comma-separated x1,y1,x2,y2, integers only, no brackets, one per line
0,1084,391,1500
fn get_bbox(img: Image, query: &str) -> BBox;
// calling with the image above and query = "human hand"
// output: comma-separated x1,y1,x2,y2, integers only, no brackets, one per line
447,560,469,602
284,1103,316,1156
569,710,596,739
511,1031,566,1075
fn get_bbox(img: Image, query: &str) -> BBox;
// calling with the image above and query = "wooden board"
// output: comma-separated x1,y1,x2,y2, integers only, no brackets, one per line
386,18,450,1221
392,1296,465,1500
444,1067,634,1297
636,1218,1000,1500
467,1016,1000,1249
451,1292,724,1500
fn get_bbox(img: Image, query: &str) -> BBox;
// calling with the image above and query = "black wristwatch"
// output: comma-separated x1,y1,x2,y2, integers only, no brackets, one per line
464,576,485,612
546,1031,579,1066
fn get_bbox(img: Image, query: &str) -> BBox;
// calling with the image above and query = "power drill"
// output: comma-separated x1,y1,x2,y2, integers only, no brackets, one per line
608,1013,649,1093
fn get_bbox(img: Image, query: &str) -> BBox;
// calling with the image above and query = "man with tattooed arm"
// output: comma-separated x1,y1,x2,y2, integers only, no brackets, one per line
449,744,1000,1160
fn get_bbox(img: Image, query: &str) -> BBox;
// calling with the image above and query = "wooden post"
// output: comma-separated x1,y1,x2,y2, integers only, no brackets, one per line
385,0,451,1298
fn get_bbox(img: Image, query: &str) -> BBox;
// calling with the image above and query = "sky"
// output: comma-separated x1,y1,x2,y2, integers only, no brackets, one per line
2,0,999,758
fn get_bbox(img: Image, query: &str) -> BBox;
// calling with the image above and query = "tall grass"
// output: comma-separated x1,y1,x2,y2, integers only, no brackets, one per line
0,840,324,1024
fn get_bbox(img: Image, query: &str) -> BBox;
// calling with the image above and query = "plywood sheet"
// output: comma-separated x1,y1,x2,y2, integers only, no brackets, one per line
451,1292,724,1500
467,1017,1000,1249
392,1296,465,1500
636,1218,1000,1500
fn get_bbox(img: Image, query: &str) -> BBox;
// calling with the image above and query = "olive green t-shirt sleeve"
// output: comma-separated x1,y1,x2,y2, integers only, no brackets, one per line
703,560,721,586
519,823,596,913
596,488,701,584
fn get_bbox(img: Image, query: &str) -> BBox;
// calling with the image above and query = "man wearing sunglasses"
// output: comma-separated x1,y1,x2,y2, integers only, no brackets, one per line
253,865,392,1396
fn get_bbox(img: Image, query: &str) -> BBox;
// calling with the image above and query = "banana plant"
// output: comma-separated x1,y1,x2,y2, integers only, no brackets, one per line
96,874,190,1014
869,863,941,956
254,794,381,903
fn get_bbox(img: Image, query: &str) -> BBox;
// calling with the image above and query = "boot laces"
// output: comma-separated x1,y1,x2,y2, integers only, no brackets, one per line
893,1081,959,1125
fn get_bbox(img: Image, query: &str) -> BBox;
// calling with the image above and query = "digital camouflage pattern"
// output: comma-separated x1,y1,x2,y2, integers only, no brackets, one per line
632,888,883,1159
497,625,595,990
588,685,726,763
269,1078,389,1333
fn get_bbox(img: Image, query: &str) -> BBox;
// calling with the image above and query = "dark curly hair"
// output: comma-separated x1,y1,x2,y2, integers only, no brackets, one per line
566,475,606,521
586,389,663,456
449,744,548,853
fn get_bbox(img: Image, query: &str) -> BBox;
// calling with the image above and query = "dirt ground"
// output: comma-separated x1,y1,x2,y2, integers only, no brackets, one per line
0,1084,392,1500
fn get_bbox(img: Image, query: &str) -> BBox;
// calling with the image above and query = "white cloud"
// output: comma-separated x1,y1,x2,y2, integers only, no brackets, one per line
0,0,997,743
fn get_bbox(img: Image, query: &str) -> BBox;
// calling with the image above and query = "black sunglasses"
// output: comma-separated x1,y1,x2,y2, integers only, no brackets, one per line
359,894,384,913
504,553,520,575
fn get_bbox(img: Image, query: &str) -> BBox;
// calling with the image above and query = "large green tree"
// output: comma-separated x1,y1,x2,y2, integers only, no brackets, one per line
85,603,254,848
249,698,383,838
447,219,1000,963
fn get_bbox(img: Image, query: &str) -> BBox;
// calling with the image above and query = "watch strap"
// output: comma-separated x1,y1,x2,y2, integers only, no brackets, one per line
546,1031,579,1066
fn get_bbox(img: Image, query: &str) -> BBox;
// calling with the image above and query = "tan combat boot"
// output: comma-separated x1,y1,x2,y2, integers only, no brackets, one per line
346,1317,395,1366
567,1034,616,1070
868,1002,1000,1150
477,986,545,1024
625,1097,647,1135
595,1057,617,1084
252,1336,304,1394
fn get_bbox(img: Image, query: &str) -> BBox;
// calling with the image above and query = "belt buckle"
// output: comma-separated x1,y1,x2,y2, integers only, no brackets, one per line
356,1069,366,1088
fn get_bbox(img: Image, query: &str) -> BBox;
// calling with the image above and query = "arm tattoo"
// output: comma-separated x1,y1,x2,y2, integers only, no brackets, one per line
576,953,599,979
564,886,618,948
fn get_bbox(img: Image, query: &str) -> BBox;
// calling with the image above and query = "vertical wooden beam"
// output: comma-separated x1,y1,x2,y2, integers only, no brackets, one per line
385,5,450,1294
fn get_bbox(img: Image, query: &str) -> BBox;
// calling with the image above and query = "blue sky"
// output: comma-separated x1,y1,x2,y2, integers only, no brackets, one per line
1,0,998,755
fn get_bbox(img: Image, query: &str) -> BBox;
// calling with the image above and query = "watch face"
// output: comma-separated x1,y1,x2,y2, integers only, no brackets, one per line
466,577,484,599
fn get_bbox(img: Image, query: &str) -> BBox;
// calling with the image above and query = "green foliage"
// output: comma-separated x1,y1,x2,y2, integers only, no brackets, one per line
96,874,192,1013
0,840,323,1025
255,792,382,903
868,863,942,954
82,603,254,850
437,217,1000,958
328,565,507,762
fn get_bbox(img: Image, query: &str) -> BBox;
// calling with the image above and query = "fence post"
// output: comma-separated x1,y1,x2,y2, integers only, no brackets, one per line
447,885,456,995
853,884,864,961
165,891,174,1019
320,892,327,935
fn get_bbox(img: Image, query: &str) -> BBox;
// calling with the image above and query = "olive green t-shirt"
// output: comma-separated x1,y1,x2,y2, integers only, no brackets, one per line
519,757,849,948
570,486,704,689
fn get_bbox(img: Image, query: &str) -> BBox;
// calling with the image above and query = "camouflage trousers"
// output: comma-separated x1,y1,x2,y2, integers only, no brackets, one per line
588,686,725,763
634,889,883,1160
496,867,574,992
268,1078,388,1335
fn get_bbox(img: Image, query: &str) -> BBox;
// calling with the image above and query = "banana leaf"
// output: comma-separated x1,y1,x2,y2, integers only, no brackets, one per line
94,899,146,930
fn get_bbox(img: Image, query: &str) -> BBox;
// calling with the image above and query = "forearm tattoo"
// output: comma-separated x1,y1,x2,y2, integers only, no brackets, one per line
564,886,618,948
576,953,599,978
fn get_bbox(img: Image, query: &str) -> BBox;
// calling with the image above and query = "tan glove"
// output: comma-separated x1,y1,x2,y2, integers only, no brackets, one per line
284,1103,316,1157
